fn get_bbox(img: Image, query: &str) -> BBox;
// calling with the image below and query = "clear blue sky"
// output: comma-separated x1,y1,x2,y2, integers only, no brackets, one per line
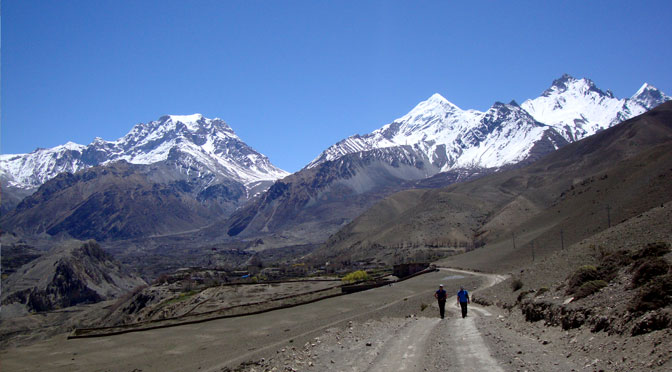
3,1,671,172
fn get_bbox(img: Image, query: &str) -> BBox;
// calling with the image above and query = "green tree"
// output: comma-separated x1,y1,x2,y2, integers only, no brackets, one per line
342,270,370,283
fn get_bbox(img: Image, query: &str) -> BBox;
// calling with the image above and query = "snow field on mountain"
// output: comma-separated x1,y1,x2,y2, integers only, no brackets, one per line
2,75,669,194
0,115,289,191
310,75,670,172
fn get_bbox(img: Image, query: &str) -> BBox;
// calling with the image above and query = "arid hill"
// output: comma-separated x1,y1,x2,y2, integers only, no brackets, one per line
313,101,672,268
0,161,246,241
1,240,146,314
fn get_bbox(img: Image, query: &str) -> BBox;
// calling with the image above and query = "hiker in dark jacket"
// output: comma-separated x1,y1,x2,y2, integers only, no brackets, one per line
457,286,470,318
434,284,447,319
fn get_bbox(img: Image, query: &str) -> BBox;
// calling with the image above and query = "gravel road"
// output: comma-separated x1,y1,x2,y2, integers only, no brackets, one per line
2,268,586,372
225,268,510,372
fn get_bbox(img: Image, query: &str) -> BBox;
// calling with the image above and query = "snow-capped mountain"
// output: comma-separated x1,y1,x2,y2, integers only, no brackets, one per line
308,75,669,171
521,74,671,142
226,97,568,246
0,114,289,192
308,95,566,172
306,94,480,169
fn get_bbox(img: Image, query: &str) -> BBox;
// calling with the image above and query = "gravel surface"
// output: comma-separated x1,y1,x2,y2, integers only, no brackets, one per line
218,269,520,372
4,267,667,371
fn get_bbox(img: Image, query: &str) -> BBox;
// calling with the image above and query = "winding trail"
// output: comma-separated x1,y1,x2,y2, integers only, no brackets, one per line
355,267,506,372
435,268,506,371
1,267,508,372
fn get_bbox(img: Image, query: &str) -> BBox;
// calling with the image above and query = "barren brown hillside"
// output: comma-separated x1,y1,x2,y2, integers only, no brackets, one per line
313,101,672,268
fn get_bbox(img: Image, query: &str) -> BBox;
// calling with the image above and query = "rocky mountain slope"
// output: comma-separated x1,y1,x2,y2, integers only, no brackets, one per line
0,114,288,213
219,76,668,250
307,97,569,171
309,75,668,171
221,146,442,247
312,101,672,265
1,240,146,314
0,160,250,241
2,75,668,248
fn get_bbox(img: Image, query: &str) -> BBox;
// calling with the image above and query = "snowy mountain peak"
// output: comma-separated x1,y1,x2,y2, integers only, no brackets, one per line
427,93,449,103
169,113,204,124
542,74,609,98
396,93,460,123
311,75,669,174
631,83,671,110
523,76,670,142
114,115,288,183
309,92,559,172
634,83,653,96
1,114,289,191
548,73,574,90
61,141,87,151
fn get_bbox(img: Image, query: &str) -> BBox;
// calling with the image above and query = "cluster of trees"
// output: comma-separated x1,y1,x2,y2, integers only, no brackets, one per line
341,270,370,283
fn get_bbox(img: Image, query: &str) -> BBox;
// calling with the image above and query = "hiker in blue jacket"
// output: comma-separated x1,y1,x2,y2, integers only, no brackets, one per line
457,286,470,318
434,284,447,319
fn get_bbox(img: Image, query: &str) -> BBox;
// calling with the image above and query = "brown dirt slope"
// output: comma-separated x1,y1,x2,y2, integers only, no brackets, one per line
1,161,246,241
314,101,672,268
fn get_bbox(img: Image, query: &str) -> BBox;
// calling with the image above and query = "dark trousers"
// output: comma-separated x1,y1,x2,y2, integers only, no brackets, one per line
460,302,468,318
438,300,446,318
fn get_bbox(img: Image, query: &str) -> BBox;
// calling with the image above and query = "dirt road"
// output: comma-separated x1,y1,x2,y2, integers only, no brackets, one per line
1,268,543,372
247,268,507,372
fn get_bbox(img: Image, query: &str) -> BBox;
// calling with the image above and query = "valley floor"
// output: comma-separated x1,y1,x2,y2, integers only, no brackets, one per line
2,268,669,371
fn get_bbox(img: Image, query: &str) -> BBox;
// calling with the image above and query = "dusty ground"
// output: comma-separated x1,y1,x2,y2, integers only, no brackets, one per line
2,267,669,371
1,269,477,371
236,269,586,372
0,300,115,349
101,279,344,327
1,278,344,348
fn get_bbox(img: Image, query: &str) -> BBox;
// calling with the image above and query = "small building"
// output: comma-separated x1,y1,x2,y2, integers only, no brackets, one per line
393,262,430,278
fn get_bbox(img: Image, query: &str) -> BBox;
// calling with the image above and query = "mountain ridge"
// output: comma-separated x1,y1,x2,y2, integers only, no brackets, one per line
310,101,672,266
309,75,669,171
0,114,288,191
2,75,669,246
213,75,669,250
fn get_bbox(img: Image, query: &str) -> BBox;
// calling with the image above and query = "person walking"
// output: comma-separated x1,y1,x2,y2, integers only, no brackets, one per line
457,286,470,318
434,284,447,319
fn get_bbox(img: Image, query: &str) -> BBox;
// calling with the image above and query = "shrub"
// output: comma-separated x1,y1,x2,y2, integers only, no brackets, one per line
511,278,523,292
341,270,370,284
629,273,672,313
420,303,428,312
631,257,670,288
631,242,671,260
597,250,632,282
566,265,599,294
574,280,608,299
